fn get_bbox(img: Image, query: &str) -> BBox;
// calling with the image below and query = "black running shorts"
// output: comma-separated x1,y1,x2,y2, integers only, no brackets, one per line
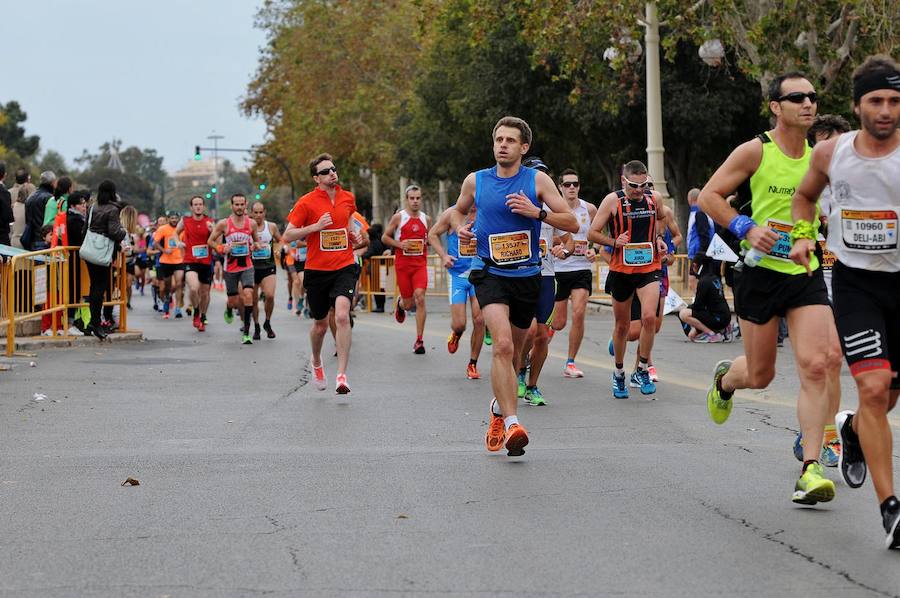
469,268,541,330
605,270,660,303
303,264,359,321
832,261,900,388
184,263,213,286
733,265,829,325
554,269,593,301
254,266,277,286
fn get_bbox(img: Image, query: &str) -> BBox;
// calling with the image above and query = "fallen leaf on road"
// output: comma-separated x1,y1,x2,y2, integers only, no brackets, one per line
396,514,409,519
121,478,140,486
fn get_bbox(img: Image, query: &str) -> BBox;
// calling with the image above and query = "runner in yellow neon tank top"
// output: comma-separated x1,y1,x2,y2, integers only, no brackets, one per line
698,72,844,506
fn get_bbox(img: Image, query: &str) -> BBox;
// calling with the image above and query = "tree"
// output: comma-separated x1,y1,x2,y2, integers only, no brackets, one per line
242,0,423,191
75,141,168,214
36,150,70,176
0,101,40,159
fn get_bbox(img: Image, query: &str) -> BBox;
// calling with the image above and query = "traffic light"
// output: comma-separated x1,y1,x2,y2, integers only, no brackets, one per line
211,186,218,194
258,183,266,191
205,193,212,199
194,146,201,160
255,194,261,200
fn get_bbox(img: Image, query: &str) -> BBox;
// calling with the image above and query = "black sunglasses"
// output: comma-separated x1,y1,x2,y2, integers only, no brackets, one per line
316,166,337,176
776,91,818,104
561,181,580,188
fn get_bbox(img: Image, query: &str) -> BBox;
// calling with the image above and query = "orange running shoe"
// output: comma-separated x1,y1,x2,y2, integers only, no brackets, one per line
335,373,350,395
311,359,327,391
485,409,505,452
505,424,529,456
447,331,461,354
466,363,481,380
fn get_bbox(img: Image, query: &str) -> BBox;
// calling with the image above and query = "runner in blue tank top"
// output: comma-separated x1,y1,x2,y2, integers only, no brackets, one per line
452,116,578,457
428,206,485,380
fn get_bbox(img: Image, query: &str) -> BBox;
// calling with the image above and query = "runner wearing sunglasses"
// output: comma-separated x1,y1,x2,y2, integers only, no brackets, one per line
588,160,668,399
698,71,843,506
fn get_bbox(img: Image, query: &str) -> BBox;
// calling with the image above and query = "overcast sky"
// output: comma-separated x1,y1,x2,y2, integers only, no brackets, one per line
4,1,268,173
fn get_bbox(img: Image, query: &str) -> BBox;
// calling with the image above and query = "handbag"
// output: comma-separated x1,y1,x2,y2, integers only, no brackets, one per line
79,207,114,266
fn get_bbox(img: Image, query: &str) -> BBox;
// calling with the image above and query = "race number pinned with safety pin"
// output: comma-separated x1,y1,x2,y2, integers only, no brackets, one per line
320,228,349,251
622,242,654,266
459,237,477,257
488,230,531,265
841,209,898,253
191,245,209,259
230,242,250,257
573,239,589,256
403,239,425,256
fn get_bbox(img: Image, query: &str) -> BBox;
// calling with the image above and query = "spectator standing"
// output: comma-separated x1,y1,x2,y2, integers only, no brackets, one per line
9,169,34,248
0,162,13,246
42,176,72,226
23,171,55,249
84,180,125,339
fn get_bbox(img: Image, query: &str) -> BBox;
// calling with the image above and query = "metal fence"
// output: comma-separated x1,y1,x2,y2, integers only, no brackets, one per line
1,247,129,356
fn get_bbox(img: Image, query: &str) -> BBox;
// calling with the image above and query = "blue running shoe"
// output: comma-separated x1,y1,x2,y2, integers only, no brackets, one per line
634,368,656,395
793,433,804,462
611,372,629,399
608,337,614,356
629,371,641,388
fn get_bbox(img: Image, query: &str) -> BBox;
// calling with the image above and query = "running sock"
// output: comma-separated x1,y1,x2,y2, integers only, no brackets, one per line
638,356,649,371
469,358,477,366
823,424,837,444
416,335,423,342
490,398,502,417
802,460,818,473
518,367,527,376
716,376,734,401
242,306,252,329
880,496,899,519
566,358,575,365
615,363,624,377
504,415,519,430
526,385,537,391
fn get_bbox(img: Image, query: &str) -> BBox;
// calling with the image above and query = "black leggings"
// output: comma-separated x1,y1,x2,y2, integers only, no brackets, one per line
85,261,111,326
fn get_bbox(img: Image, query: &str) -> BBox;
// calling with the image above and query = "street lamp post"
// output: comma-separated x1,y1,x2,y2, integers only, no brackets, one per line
642,2,670,202
207,133,224,217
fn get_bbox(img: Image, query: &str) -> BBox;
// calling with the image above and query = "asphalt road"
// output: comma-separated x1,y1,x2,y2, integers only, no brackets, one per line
2,279,899,597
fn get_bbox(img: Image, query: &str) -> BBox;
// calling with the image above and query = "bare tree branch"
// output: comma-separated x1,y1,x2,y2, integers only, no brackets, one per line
806,11,823,74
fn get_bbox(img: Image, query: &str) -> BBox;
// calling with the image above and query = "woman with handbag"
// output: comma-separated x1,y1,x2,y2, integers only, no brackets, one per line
81,180,125,339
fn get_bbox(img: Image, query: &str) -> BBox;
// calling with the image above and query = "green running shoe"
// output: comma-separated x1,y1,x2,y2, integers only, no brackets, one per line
706,359,733,425
517,372,526,399
224,308,234,324
241,333,253,345
484,329,492,346
524,387,546,406
792,462,835,505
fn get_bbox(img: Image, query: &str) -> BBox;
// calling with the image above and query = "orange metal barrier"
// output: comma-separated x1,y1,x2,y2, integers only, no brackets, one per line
357,254,708,310
1,247,129,356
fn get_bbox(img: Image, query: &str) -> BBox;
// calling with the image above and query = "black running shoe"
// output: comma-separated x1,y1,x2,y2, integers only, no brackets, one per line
263,321,276,339
253,323,262,341
836,410,866,488
883,497,900,549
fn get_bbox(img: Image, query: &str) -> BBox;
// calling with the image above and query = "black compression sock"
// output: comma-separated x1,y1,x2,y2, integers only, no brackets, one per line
243,306,252,328
469,359,477,366
716,377,734,400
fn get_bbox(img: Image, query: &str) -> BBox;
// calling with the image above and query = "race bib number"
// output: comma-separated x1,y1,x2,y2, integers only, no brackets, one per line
191,245,209,259
402,239,425,256
252,246,272,260
459,237,477,257
295,247,307,261
841,209,898,253
573,240,589,256
818,240,836,271
168,237,178,248
765,219,793,261
488,230,531,265
230,243,249,257
539,238,548,258
622,242,654,266
320,228,348,252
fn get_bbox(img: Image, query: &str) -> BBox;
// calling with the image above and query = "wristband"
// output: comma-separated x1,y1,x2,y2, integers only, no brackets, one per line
728,215,756,240
216,244,225,253
790,219,817,243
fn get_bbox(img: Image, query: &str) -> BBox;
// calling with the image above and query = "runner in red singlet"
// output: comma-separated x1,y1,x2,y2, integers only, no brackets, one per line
175,195,214,331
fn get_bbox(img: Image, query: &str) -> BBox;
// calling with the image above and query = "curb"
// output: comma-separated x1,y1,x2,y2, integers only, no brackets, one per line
14,331,144,352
